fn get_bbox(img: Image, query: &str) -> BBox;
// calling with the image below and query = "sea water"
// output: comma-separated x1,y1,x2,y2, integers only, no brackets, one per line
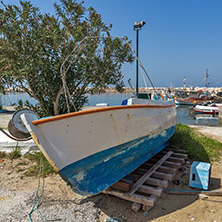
1,92,197,125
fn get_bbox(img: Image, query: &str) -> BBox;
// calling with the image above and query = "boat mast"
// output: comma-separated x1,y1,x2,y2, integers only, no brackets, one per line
206,68,209,97
206,68,209,89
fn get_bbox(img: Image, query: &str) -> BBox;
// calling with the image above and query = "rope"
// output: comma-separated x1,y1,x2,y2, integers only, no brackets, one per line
29,153,61,221
0,127,32,141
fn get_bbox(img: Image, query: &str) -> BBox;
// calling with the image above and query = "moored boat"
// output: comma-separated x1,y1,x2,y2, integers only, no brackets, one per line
193,103,222,115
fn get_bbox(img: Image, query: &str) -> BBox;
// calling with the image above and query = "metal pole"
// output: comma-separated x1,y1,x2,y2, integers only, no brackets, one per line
136,30,139,96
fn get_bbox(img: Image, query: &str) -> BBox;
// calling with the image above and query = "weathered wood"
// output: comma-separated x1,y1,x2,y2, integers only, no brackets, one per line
121,175,136,184
104,150,188,212
103,189,155,207
131,202,142,212
134,168,148,175
147,158,159,164
142,193,157,212
142,204,152,212
138,185,162,196
172,152,188,160
111,181,132,192
163,148,188,154
128,151,173,195
166,189,222,196
151,171,174,181
145,177,168,188
162,160,181,169
142,162,153,168
157,165,177,175
167,156,185,164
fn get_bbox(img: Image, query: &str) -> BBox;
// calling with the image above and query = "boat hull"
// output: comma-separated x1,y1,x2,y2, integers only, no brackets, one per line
59,125,176,195
194,105,219,115
21,99,176,195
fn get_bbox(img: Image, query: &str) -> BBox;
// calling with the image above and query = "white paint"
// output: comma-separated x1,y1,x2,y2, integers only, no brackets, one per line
23,99,177,170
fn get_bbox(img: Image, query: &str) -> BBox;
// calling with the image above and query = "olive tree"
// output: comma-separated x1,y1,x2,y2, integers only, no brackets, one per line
0,0,134,116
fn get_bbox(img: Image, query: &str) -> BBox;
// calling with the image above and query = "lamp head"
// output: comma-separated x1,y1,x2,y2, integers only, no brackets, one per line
133,21,146,30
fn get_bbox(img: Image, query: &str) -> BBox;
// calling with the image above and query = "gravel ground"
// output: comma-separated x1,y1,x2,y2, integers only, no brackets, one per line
1,108,222,222
0,187,99,222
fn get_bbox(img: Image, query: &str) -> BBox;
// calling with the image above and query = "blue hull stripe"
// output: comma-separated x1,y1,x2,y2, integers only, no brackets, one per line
59,125,176,195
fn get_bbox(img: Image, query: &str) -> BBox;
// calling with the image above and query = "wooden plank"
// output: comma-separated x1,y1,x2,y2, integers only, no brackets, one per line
103,189,155,207
167,156,185,164
138,185,162,196
172,153,188,160
145,177,168,188
121,175,136,184
166,189,222,196
142,162,153,168
162,160,181,169
157,165,177,175
133,168,148,175
151,171,174,181
128,151,173,195
111,181,132,192
143,185,163,212
163,148,188,154
142,204,153,212
147,158,159,164
130,173,142,180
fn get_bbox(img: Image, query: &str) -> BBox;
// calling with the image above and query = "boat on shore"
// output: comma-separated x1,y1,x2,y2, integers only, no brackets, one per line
19,96,176,195
6,36,177,196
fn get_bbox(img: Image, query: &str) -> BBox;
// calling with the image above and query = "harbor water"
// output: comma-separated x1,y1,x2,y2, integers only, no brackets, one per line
0,92,202,125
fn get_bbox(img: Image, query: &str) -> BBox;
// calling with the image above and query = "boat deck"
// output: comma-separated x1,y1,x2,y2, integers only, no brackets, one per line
103,149,188,212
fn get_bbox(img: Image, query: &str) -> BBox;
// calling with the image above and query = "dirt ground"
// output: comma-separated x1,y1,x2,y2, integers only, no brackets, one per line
0,110,222,221
1,129,222,222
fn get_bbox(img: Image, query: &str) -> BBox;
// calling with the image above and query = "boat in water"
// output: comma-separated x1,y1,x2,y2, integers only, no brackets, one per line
175,90,207,107
193,102,222,115
6,36,177,196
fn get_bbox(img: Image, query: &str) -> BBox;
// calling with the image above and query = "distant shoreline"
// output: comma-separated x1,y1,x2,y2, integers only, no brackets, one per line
2,86,222,94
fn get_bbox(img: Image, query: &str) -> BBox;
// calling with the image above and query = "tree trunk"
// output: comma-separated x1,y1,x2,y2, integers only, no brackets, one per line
53,86,64,115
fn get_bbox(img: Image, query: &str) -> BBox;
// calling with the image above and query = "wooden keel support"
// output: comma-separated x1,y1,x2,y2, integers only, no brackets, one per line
145,177,168,188
103,150,188,212
103,189,155,207
129,151,173,195
151,171,174,181
163,160,181,169
138,185,163,196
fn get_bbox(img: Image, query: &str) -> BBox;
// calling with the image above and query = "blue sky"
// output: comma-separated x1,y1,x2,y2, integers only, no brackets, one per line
5,0,222,87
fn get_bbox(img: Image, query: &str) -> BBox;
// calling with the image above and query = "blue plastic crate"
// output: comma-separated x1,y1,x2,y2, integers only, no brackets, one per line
189,161,211,190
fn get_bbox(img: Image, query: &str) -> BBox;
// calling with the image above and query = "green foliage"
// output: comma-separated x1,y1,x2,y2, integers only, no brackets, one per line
24,152,55,176
8,147,21,159
0,151,7,158
169,124,222,162
0,0,134,117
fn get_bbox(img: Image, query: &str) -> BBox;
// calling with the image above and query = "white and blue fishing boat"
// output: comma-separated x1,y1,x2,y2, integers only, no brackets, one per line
8,36,177,196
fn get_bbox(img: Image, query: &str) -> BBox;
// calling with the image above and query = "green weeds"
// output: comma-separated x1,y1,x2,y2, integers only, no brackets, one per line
169,124,222,162
0,151,7,159
24,152,55,176
8,147,21,159
1,150,55,177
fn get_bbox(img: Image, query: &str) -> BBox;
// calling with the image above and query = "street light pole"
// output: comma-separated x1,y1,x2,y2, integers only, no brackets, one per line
133,21,146,97
136,29,139,96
